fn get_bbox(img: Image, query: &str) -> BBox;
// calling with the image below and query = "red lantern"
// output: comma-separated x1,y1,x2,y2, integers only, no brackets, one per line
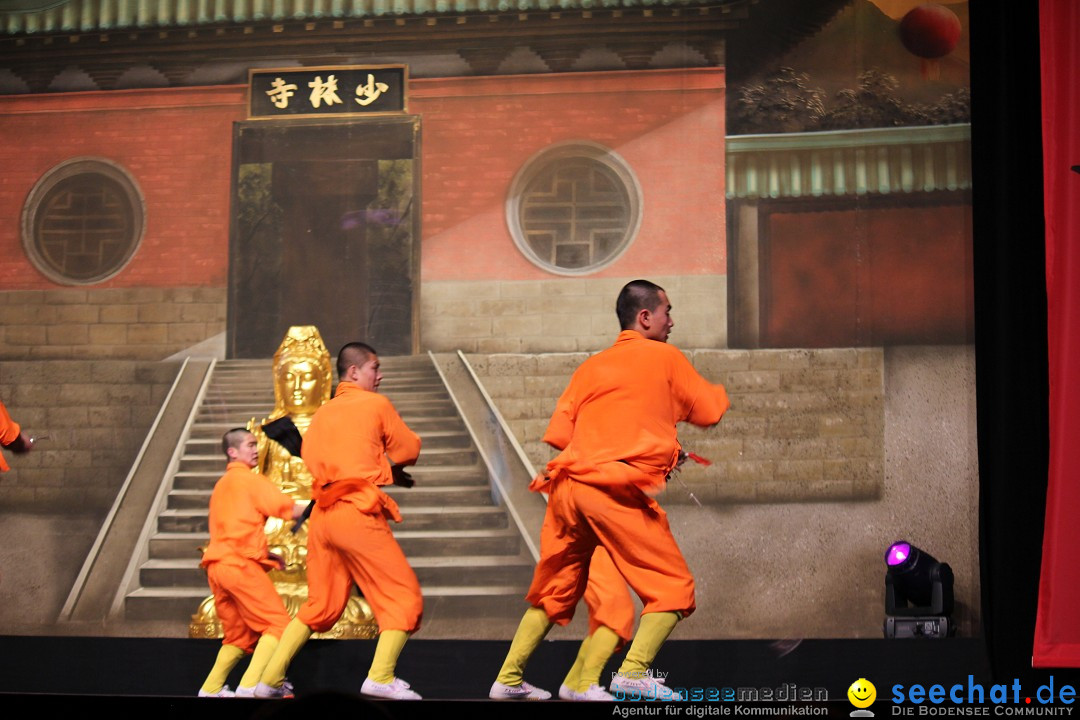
899,3,962,59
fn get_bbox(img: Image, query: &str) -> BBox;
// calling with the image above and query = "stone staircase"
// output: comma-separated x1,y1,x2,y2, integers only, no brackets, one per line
123,355,536,635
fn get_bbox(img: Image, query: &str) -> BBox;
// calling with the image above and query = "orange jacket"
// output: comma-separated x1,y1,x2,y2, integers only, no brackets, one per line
201,462,295,569
301,381,421,519
535,330,730,498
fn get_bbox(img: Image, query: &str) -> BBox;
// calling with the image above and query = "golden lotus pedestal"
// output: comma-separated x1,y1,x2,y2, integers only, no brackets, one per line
189,587,379,640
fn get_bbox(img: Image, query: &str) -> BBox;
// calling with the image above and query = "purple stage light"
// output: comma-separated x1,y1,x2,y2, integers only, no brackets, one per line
886,541,911,567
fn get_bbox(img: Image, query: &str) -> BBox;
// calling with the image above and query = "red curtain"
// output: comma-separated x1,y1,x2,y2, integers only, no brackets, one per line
1033,0,1080,667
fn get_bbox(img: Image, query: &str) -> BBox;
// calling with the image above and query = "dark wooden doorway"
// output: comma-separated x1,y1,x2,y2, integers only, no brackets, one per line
228,116,419,359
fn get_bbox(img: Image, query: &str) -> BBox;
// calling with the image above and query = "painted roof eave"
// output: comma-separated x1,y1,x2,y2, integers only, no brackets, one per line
726,124,973,199
0,0,736,34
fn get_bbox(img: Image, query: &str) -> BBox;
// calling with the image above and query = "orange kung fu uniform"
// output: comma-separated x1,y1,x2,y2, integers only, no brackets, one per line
527,329,730,627
0,399,22,472
201,462,296,651
583,546,635,645
298,381,423,634
537,437,634,645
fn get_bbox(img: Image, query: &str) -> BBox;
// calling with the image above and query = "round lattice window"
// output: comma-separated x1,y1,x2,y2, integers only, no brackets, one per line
507,143,642,275
22,158,145,285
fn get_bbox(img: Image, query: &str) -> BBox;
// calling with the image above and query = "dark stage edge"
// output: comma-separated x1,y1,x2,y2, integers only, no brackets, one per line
0,636,1011,717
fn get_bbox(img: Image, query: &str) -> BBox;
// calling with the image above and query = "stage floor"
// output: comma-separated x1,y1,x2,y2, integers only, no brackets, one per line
0,636,997,717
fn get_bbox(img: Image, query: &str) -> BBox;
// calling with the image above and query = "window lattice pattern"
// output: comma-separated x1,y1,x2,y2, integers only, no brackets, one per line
23,159,144,285
519,159,633,270
35,175,136,282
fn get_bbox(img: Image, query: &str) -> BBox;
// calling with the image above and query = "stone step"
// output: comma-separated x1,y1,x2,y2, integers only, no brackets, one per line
186,414,459,438
416,446,478,466
158,505,508,534
391,529,526,556
139,550,533,588
197,381,445,398
383,485,496,505
124,583,531,622
166,489,211,510
391,397,455,409
195,409,273,422
175,445,475,474
150,528,521,560
171,463,487,492
213,355,432,368
125,586,219,620
139,559,207,588
404,464,490,485
124,351,533,624
196,402,278,413
181,426,471,452
168,483,496,511
408,555,535,586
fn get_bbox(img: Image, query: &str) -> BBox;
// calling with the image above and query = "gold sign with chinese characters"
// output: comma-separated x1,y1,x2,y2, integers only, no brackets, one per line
248,65,407,119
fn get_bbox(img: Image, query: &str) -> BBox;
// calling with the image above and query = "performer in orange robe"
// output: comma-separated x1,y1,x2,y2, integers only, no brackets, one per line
0,397,33,472
199,428,302,698
557,546,636,700
255,342,425,701
491,279,730,701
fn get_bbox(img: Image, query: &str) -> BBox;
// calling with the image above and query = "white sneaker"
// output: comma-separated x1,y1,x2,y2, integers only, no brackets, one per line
198,685,234,697
489,680,552,700
361,676,422,700
580,684,616,701
610,674,682,701
558,683,580,700
254,680,295,699
234,685,255,698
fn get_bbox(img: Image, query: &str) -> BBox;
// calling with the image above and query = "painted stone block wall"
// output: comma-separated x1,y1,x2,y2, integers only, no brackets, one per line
421,274,726,353
468,347,885,502
0,288,226,360
0,361,177,511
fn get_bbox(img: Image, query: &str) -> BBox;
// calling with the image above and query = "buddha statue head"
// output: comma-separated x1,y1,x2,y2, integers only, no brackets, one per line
270,325,333,419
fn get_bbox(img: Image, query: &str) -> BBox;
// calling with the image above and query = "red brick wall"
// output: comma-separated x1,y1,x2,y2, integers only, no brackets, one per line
0,86,245,290
412,69,727,281
0,73,725,357
0,71,723,291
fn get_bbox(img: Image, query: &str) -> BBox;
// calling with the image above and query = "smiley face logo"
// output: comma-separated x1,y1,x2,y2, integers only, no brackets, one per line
848,678,877,709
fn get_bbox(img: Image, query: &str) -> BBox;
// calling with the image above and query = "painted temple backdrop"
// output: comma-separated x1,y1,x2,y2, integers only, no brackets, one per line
0,0,975,643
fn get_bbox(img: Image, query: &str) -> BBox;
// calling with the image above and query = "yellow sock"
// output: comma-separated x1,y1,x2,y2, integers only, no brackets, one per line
201,644,245,693
617,611,680,678
238,634,279,690
260,618,312,688
578,625,621,692
495,606,553,686
562,635,591,691
368,629,409,684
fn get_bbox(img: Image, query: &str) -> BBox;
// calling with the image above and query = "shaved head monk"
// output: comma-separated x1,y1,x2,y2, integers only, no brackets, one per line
198,428,303,698
255,341,425,700
490,279,731,701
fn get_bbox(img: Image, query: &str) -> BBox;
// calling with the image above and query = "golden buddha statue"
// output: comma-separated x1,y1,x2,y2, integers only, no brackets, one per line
190,325,378,639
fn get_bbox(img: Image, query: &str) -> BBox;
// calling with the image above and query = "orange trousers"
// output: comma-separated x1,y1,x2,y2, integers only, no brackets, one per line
526,479,695,627
207,558,291,651
298,496,423,634
585,546,635,644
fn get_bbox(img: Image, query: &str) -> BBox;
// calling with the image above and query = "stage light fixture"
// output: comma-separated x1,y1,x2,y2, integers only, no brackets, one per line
883,540,954,639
